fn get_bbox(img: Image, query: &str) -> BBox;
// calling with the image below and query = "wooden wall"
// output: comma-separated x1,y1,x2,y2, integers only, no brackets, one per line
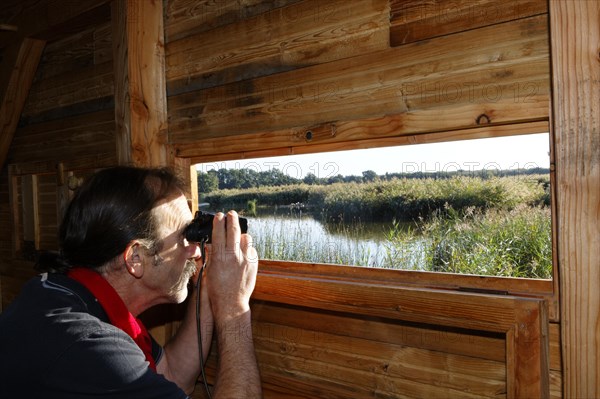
2,0,598,397
162,2,558,396
0,1,117,304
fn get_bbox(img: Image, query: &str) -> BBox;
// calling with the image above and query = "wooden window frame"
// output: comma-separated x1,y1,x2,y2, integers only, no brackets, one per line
184,121,558,314
182,121,556,398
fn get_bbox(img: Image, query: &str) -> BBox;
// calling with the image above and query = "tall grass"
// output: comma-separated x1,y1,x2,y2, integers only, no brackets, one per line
384,205,552,278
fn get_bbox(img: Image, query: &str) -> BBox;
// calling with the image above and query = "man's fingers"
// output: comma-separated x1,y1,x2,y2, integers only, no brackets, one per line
240,234,258,264
226,211,241,251
212,212,226,250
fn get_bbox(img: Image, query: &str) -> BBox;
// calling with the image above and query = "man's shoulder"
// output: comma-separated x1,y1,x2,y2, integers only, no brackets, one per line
0,274,187,398
0,273,116,375
3,273,107,321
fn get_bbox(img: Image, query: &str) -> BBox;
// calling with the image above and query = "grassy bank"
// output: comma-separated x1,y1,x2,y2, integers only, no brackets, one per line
204,175,550,222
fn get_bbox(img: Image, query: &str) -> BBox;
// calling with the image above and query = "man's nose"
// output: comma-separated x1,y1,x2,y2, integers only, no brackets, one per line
187,240,202,260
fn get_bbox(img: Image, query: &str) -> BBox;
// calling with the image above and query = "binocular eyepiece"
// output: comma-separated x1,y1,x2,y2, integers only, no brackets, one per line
184,211,248,243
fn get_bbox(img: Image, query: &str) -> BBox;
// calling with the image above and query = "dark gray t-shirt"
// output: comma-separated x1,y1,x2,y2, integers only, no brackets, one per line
0,273,188,398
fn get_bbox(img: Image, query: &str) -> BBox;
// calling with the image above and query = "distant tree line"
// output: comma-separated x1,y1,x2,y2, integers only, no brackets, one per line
197,167,550,194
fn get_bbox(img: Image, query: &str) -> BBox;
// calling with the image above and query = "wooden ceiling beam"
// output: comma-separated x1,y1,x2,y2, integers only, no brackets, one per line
0,38,45,169
111,0,168,167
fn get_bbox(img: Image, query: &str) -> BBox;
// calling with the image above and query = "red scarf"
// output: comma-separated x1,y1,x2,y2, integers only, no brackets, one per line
67,267,156,371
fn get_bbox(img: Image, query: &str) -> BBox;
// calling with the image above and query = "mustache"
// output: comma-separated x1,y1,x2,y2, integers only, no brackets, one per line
183,259,198,281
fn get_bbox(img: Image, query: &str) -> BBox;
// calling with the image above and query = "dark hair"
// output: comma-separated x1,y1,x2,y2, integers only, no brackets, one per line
36,166,187,273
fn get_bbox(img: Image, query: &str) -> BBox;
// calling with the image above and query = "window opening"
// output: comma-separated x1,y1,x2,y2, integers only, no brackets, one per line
196,133,551,279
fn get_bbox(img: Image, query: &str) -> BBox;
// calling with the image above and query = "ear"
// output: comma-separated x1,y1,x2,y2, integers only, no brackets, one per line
123,241,144,279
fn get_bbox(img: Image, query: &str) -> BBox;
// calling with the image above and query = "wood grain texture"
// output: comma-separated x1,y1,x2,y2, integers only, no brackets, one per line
31,22,112,82
177,116,549,164
0,2,568,398
22,61,114,117
253,264,548,398
390,0,547,46
8,110,115,164
112,0,168,167
550,0,600,397
168,15,549,144
164,0,302,43
166,0,389,94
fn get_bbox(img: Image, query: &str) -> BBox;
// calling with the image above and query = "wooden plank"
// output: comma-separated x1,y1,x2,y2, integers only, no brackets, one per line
253,269,548,398
549,370,562,399
7,166,21,257
253,323,506,397
9,153,115,177
0,37,45,169
550,1,600,398
549,322,561,371
8,109,115,164
168,15,549,144
164,0,301,43
180,118,549,164
257,349,503,399
112,0,168,167
254,282,549,397
166,0,389,94
22,61,114,118
255,270,533,332
31,20,112,83
511,301,549,398
390,0,547,46
55,163,71,224
252,301,506,362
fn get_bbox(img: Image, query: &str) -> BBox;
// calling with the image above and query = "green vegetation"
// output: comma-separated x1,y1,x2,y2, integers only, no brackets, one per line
203,174,550,222
246,199,257,216
198,167,550,193
384,205,552,278
200,172,552,279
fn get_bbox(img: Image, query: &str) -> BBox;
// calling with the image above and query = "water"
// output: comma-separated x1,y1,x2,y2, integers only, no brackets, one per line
244,208,417,268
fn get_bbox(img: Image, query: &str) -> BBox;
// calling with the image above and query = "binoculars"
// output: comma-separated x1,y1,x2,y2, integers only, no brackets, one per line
184,211,248,243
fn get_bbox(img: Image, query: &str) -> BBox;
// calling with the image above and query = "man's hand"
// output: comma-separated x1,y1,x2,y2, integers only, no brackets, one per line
206,211,258,324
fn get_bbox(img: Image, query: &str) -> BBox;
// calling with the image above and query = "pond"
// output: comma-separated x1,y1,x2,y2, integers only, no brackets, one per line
241,207,424,268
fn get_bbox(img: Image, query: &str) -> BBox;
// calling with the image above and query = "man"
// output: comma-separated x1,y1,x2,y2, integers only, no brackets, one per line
0,166,262,398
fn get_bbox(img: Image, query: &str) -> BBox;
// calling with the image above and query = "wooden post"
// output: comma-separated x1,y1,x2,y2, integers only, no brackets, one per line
550,1,600,397
0,38,45,169
112,0,168,167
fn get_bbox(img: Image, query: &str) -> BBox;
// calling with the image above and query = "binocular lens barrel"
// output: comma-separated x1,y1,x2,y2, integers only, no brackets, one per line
184,211,248,243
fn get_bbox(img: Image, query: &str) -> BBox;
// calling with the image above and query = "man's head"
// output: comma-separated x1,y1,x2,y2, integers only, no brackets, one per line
36,166,201,306
59,167,186,267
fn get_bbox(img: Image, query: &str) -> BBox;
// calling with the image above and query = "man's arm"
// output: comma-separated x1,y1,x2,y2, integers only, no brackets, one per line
208,211,262,398
156,270,214,394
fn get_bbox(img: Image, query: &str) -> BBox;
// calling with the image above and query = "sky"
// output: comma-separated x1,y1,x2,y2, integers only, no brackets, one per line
196,133,550,179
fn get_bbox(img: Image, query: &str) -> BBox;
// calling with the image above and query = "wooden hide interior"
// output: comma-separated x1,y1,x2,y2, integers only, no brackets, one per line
0,0,598,398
